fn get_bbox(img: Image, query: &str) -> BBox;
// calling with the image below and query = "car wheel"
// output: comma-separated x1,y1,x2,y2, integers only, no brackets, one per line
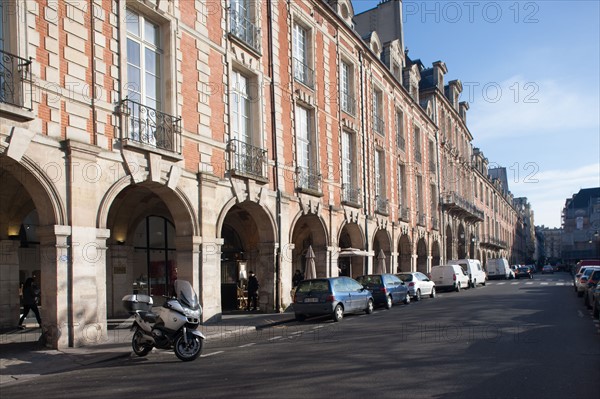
295,313,306,322
403,293,411,304
430,287,436,298
385,295,393,309
415,289,421,301
482,279,486,286
455,283,461,292
471,279,477,289
365,299,374,314
332,304,344,322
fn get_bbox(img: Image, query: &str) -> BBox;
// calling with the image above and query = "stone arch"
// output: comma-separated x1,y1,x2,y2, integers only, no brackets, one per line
337,221,366,278
457,223,466,259
218,199,277,312
372,227,392,273
416,238,428,274
445,224,453,262
397,234,412,272
431,240,441,267
290,212,329,279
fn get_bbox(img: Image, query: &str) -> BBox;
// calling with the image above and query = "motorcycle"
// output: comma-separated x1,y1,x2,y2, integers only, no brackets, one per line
122,279,205,361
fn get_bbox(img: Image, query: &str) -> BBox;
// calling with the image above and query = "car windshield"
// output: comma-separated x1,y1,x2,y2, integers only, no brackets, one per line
397,274,413,282
173,280,199,310
356,275,382,286
297,279,329,293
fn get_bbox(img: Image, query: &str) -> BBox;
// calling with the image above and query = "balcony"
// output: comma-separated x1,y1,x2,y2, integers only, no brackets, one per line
293,58,314,89
342,184,361,207
0,50,33,114
120,99,182,154
375,195,389,215
296,165,322,195
228,138,268,181
415,150,422,164
340,92,356,116
373,115,385,136
229,10,261,53
480,235,507,249
441,191,484,222
398,205,411,222
396,134,405,151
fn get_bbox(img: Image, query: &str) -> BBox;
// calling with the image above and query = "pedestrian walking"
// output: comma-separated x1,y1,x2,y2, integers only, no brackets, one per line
18,278,42,329
292,269,304,287
246,271,259,311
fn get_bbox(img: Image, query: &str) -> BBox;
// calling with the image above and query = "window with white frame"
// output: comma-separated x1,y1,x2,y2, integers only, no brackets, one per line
375,149,385,196
397,163,406,206
416,175,424,216
396,110,405,150
296,105,319,191
342,130,359,204
231,70,251,144
373,89,384,135
230,0,260,52
293,23,313,88
414,125,422,163
126,9,165,147
340,60,354,115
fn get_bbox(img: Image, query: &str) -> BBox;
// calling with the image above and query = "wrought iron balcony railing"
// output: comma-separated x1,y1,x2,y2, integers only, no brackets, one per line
293,58,314,88
415,150,422,164
229,10,261,53
373,115,385,136
375,195,389,215
396,134,405,151
229,138,267,180
120,99,182,154
340,92,355,115
296,165,321,193
342,184,361,206
398,205,411,222
441,191,484,222
0,50,33,111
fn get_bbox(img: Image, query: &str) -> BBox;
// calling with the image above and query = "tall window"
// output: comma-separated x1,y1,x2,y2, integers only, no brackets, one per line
414,125,422,163
293,23,312,87
373,89,384,135
340,61,354,114
396,110,405,150
428,140,436,172
416,175,424,216
230,0,260,51
231,71,251,143
0,2,5,52
126,10,162,111
397,163,406,206
375,149,385,197
342,131,359,204
296,105,311,170
430,184,437,215
126,9,164,146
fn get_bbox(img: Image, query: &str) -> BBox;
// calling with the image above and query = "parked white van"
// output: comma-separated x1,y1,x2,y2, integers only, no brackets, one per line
486,258,512,279
448,259,487,288
430,265,470,292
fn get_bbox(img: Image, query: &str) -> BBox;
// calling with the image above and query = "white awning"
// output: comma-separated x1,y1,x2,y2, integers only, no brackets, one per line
338,248,373,257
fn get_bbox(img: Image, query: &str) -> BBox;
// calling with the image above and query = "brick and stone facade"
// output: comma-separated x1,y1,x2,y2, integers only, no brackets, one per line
0,0,524,348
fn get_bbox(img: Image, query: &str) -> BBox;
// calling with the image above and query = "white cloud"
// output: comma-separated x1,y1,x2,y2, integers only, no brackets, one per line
466,76,600,140
511,163,600,228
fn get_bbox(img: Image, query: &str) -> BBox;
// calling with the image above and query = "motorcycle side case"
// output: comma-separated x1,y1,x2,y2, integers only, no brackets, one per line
122,294,153,314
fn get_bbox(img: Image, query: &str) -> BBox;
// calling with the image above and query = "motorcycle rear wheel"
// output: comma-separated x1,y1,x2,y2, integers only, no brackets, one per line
174,332,203,362
132,329,153,357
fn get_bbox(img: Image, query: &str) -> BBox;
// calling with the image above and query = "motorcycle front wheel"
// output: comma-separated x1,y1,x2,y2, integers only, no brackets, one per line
132,329,152,357
174,331,203,362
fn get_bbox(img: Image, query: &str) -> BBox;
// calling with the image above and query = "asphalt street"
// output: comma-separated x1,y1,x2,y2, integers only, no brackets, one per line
2,272,598,399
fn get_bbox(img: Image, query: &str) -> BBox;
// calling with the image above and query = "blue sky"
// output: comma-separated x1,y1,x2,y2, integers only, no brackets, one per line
351,0,600,228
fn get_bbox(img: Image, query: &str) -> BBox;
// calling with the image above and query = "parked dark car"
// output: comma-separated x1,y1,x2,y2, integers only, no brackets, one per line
514,267,533,279
293,277,374,322
583,270,600,309
356,274,410,309
542,265,554,274
592,284,600,319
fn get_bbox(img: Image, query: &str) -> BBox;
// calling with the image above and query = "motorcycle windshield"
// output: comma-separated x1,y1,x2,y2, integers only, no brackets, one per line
173,280,200,310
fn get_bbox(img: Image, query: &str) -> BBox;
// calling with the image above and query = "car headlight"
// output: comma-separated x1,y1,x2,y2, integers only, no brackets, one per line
183,308,201,319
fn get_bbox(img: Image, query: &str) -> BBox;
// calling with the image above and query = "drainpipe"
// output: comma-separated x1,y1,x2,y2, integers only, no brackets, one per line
267,0,282,311
358,50,369,275
89,0,97,145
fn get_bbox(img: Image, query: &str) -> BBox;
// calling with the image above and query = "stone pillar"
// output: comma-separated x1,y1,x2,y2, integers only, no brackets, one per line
175,235,202,293
0,240,20,328
199,238,222,323
281,242,294,307
256,242,277,313
38,225,71,349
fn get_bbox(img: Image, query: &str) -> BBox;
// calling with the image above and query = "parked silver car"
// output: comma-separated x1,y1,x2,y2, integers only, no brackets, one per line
396,272,436,300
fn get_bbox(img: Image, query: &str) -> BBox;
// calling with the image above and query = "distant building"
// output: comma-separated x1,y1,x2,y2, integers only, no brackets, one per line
562,188,600,263
537,226,563,263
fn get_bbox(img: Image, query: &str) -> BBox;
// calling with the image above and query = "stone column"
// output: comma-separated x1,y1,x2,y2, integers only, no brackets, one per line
199,238,222,323
38,225,71,349
175,235,202,293
256,242,277,313
0,240,20,328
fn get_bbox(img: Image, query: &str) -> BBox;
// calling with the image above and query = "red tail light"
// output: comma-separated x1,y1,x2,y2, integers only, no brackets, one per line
408,282,415,287
453,274,457,281
326,295,335,302
380,287,388,293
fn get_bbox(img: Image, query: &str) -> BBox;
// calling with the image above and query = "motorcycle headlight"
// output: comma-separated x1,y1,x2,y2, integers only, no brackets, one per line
183,307,201,319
